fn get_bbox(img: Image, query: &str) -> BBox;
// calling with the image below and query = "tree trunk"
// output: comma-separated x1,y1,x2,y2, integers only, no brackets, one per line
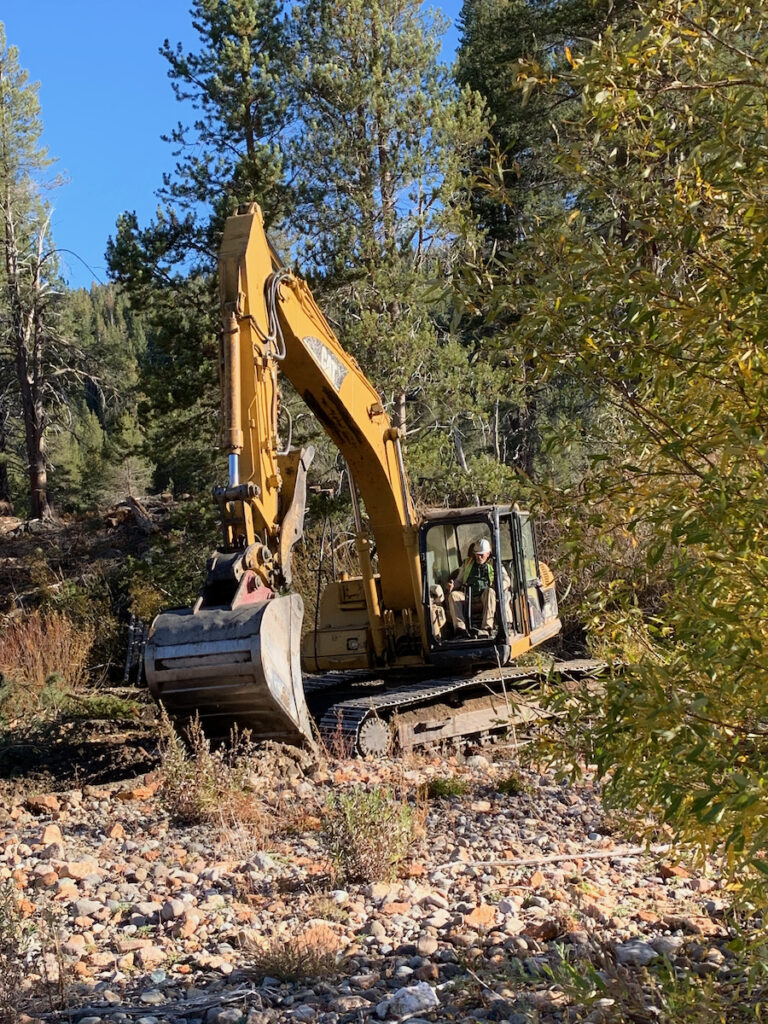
19,372,49,519
393,390,407,436
512,360,538,482
0,398,11,508
520,396,537,481
5,207,51,519
493,399,501,462
453,427,469,471
0,462,10,508
29,452,48,519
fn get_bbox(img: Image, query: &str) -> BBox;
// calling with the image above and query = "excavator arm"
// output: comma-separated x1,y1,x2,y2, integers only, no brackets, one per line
217,204,422,618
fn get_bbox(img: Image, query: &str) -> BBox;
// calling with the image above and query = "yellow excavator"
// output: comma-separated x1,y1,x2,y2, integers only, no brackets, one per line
145,203,567,756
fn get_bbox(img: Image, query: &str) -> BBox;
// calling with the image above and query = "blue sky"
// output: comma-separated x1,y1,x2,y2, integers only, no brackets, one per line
2,2,463,290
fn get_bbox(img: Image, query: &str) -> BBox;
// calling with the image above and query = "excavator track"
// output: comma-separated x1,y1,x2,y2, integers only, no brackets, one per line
308,658,605,756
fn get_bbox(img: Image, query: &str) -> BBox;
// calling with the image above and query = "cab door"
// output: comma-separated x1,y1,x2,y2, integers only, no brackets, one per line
497,513,524,636
512,510,544,633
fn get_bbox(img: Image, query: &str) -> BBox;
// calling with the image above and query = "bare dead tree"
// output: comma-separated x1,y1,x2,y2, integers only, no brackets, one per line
0,30,103,519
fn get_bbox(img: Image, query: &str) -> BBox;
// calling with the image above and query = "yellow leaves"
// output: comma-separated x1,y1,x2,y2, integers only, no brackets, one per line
483,0,768,911
621,524,639,548
736,347,756,378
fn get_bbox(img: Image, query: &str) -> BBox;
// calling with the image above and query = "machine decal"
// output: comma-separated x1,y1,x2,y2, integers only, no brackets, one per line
303,336,348,393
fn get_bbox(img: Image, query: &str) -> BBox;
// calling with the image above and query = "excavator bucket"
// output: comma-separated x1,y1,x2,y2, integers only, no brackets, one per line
145,593,316,751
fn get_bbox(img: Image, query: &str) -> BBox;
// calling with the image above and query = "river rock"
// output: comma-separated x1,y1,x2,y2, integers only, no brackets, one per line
381,981,440,1018
615,939,658,967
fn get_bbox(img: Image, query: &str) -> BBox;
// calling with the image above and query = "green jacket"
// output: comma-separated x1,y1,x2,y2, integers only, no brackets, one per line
458,557,494,592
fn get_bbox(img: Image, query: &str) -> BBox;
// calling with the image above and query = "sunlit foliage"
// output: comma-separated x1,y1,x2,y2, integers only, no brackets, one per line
484,0,768,889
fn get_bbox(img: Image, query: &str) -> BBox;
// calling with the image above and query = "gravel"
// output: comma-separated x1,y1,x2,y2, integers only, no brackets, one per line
0,745,734,1024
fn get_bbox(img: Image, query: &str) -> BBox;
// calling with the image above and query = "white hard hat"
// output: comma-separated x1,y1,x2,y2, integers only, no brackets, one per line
476,538,491,555
430,584,444,602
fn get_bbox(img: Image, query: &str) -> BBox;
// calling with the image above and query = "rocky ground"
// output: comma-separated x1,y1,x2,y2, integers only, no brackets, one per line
0,726,742,1024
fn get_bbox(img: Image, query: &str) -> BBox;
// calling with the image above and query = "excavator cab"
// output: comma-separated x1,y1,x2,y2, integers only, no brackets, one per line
420,505,560,669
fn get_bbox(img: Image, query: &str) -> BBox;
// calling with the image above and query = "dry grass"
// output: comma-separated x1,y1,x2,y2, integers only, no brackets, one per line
321,786,417,884
216,817,269,866
244,924,342,982
158,709,267,832
313,709,356,760
37,903,67,1014
0,611,94,720
307,894,349,924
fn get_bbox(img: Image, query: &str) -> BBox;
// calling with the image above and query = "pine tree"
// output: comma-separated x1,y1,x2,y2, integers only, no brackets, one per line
454,0,628,480
108,0,291,494
48,400,105,511
159,0,290,242
456,0,626,242
47,284,152,510
289,0,487,450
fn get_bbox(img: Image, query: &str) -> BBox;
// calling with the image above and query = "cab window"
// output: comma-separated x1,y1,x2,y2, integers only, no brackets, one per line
424,522,492,590
425,523,460,590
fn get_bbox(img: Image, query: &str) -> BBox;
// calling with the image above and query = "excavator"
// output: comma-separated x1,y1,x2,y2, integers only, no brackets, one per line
144,203,570,756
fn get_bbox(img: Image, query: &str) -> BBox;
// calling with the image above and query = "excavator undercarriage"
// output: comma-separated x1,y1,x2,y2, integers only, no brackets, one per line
304,658,604,756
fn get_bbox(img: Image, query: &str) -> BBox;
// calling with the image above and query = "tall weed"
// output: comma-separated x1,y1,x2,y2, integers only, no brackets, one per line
158,708,266,832
321,786,416,883
0,880,35,1022
0,611,94,720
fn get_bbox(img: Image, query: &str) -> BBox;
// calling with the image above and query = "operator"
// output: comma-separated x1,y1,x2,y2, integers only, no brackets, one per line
446,538,497,638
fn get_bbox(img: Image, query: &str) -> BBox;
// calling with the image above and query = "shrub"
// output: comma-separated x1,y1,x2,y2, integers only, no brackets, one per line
0,611,94,720
497,771,528,796
427,776,470,799
544,944,767,1024
158,709,265,831
321,786,415,884
61,693,143,721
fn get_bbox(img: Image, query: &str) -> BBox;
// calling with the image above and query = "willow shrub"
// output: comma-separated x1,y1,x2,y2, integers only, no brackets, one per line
477,0,768,895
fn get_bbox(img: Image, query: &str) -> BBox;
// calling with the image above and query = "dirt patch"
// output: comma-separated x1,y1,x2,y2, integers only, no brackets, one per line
0,706,161,798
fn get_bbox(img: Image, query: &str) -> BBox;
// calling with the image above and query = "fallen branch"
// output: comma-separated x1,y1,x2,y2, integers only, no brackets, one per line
125,495,156,535
40,985,260,1021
